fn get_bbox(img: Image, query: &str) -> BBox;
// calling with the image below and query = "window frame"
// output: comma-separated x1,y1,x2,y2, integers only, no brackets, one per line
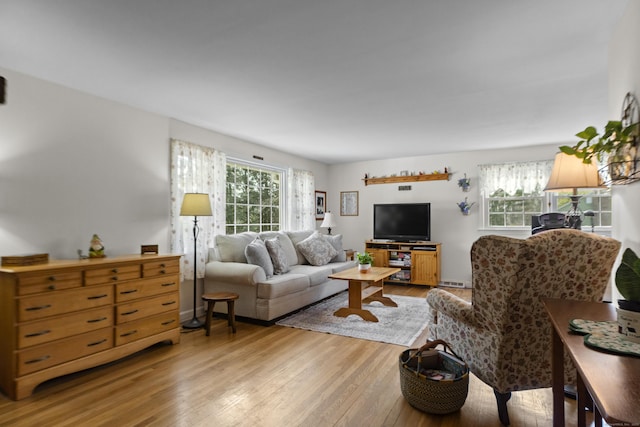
225,158,287,235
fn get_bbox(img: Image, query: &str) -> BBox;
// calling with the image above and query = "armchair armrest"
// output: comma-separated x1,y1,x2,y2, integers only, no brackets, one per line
426,289,477,327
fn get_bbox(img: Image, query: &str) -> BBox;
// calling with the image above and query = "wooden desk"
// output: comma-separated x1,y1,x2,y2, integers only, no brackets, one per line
329,267,400,322
543,298,640,427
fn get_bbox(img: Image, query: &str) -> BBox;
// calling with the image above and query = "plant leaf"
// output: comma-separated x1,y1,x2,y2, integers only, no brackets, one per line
616,248,640,302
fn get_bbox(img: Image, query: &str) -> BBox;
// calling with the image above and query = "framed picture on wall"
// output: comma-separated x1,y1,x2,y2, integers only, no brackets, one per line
315,191,326,220
340,191,359,216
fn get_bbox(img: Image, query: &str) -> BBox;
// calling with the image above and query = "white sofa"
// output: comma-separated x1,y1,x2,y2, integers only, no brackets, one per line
204,230,355,321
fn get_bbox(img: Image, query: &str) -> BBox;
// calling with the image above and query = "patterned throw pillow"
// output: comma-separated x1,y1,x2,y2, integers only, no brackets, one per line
244,238,274,278
296,232,339,266
265,237,290,275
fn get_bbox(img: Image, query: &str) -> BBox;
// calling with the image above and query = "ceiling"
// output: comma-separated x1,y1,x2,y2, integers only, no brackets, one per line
0,1,629,164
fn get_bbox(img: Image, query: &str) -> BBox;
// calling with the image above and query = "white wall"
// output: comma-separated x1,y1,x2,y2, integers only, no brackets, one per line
328,143,562,285
609,1,640,302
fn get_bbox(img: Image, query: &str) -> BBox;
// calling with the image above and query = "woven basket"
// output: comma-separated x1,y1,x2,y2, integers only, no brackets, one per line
399,339,469,414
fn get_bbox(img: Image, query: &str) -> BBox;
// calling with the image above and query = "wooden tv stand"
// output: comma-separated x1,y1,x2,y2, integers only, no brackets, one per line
0,254,181,400
364,240,441,286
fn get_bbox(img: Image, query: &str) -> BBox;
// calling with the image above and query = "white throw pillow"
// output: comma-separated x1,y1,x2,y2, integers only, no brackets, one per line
296,231,339,266
244,238,274,278
325,234,346,262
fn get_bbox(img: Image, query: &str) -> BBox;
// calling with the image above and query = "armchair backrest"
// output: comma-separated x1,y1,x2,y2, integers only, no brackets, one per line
471,229,621,335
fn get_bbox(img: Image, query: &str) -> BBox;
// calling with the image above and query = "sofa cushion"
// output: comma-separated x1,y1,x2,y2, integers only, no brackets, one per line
289,264,335,287
286,230,314,265
296,231,338,266
256,273,310,299
325,234,347,262
244,238,274,278
216,232,258,263
259,231,298,266
265,237,291,274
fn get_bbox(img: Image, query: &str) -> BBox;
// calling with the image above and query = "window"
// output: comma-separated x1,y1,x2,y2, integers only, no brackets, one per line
225,160,284,234
480,161,611,229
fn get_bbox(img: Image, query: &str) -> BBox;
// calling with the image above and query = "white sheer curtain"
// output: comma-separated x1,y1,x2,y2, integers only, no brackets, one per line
170,139,226,280
479,160,553,196
286,168,315,231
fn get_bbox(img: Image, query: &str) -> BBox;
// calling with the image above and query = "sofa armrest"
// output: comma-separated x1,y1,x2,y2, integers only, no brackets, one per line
426,288,476,327
204,261,266,287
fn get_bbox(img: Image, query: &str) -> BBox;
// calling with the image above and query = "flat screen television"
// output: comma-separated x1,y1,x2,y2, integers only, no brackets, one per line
373,203,431,242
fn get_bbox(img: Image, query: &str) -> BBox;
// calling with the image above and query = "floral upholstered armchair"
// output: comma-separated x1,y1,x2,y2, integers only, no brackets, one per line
426,229,620,426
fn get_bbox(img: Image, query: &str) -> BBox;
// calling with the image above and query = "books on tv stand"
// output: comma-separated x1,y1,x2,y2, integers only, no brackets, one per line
365,240,441,286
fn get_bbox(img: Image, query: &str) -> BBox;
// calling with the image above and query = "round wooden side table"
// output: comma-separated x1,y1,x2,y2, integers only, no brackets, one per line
201,292,239,336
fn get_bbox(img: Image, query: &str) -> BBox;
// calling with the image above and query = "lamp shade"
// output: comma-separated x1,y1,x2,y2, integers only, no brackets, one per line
544,152,605,191
180,193,212,216
320,212,336,228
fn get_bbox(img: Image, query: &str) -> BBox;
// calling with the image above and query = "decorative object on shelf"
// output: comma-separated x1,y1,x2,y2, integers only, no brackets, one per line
615,248,640,343
457,173,471,192
559,92,639,184
180,193,213,329
456,198,475,215
320,211,336,235
544,152,605,228
315,190,326,220
340,191,359,216
89,234,105,258
1,253,49,267
356,252,373,273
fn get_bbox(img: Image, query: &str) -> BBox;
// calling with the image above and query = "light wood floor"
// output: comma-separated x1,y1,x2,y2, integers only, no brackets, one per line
0,286,604,427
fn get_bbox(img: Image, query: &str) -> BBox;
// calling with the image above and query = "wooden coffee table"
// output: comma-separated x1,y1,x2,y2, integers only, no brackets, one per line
328,266,401,322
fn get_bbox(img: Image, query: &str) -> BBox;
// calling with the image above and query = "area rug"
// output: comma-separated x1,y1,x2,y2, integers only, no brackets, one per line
276,292,429,346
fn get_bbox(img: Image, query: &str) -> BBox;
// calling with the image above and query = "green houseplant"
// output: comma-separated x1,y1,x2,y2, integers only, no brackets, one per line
559,120,639,165
615,248,640,343
356,252,373,272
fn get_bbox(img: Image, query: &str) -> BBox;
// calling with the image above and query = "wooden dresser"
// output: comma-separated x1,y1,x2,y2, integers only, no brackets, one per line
0,254,181,400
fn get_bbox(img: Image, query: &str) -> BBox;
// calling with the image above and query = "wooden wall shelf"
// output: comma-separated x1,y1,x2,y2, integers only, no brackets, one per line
363,173,450,186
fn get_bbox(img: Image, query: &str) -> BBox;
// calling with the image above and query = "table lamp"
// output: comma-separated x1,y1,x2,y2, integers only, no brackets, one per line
544,152,605,229
320,211,337,235
180,193,213,329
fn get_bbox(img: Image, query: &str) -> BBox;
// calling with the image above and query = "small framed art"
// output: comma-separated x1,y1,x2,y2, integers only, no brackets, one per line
315,191,326,220
340,191,359,216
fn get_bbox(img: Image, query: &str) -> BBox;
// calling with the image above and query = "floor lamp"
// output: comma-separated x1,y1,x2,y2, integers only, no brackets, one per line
180,193,212,329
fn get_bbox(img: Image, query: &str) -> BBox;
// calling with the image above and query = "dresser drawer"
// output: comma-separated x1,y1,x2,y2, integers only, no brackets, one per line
18,306,113,349
115,292,179,323
142,259,180,278
18,285,113,322
115,276,179,303
17,328,113,376
84,264,140,286
17,271,82,295
115,312,179,346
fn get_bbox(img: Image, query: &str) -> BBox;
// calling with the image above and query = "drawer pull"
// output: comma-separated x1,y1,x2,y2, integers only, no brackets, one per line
162,301,177,306
161,319,176,326
121,309,139,316
48,284,56,290
25,355,50,365
160,269,166,274
87,294,108,300
160,263,166,268
48,276,56,281
87,316,108,323
87,339,108,347
111,268,118,273
120,289,138,295
111,276,119,281
161,282,175,287
119,330,138,337
25,330,51,338
25,304,52,311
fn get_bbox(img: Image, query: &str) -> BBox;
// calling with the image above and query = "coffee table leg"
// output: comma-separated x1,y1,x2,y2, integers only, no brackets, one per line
333,280,379,322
